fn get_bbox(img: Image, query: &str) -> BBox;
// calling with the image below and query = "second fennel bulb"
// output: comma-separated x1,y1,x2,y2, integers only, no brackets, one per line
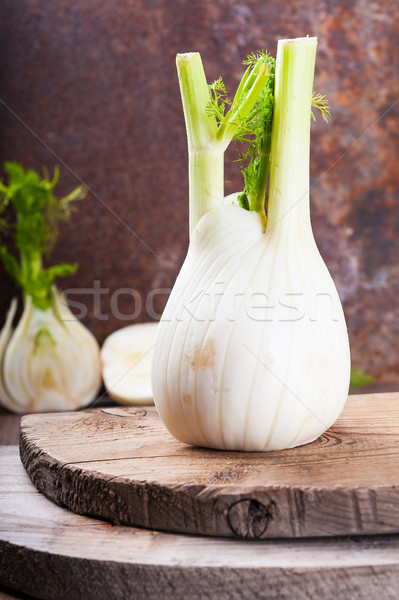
0,163,101,413
0,288,101,413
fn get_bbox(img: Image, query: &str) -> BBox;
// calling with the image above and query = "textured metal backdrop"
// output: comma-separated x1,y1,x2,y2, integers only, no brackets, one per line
0,1,398,384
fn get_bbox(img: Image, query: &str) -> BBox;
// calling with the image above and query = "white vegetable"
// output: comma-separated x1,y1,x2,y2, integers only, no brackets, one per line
0,288,102,413
101,322,157,405
151,37,350,451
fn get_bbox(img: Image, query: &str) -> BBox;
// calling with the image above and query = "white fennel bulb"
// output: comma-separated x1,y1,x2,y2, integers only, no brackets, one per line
152,38,350,451
0,288,101,413
0,163,101,414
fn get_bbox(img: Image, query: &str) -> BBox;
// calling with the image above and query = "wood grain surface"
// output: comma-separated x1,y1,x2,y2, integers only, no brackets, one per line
2,447,399,600
19,392,399,539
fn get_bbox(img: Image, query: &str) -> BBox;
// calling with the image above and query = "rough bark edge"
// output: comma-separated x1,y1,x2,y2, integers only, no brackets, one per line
19,419,399,539
2,539,399,600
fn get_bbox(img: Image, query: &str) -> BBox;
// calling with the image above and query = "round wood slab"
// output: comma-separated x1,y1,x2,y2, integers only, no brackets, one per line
3,447,399,600
20,392,399,539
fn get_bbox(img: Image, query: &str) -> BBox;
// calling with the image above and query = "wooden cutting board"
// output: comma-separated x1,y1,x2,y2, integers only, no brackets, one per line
3,447,399,600
20,392,399,539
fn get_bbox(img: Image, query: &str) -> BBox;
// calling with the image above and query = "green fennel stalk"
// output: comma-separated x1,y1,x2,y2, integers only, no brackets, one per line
176,43,330,239
267,37,317,235
176,52,273,235
0,163,86,310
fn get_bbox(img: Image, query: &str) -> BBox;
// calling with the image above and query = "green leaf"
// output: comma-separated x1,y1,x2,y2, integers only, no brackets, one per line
311,92,331,123
44,263,78,285
206,77,232,124
234,52,276,215
44,184,86,252
4,162,25,184
0,162,86,306
15,213,46,252
0,246,21,285
237,192,249,211
350,369,374,388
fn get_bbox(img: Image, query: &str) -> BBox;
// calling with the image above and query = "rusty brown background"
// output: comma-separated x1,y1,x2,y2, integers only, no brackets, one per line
0,0,398,385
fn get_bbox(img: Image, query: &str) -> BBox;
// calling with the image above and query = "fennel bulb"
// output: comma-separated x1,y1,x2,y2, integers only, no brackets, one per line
101,322,157,405
0,163,101,413
0,289,101,413
152,37,350,451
